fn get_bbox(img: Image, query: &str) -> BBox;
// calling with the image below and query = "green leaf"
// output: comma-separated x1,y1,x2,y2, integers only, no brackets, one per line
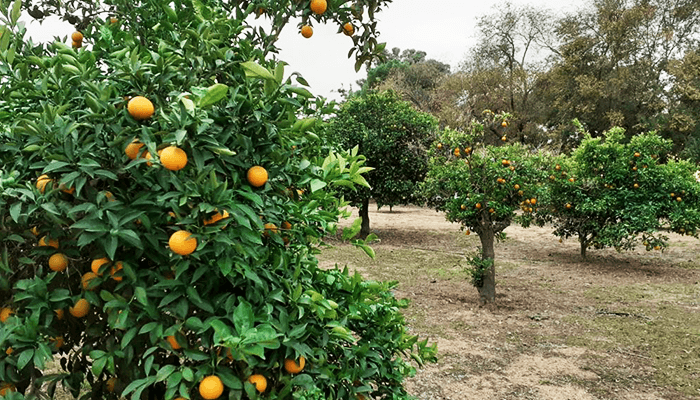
11,0,21,25
134,287,148,306
342,218,363,240
17,349,33,370
92,356,107,376
233,300,254,334
156,364,177,382
240,60,276,81
9,202,20,223
309,179,326,193
199,83,228,108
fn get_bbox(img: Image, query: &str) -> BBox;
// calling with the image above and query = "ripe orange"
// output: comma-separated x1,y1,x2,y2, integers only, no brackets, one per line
248,374,267,393
247,166,268,187
453,148,460,157
167,335,181,350
69,298,90,318
565,203,572,209
676,197,682,202
38,236,59,249
48,253,68,272
633,183,639,189
284,357,306,374
104,191,116,202
81,272,99,290
160,146,188,171
555,164,561,170
36,174,52,193
460,204,466,210
106,377,117,392
55,309,64,320
501,121,508,127
634,152,641,157
301,25,313,38
59,183,75,195
30,226,40,236
72,40,81,48
52,336,64,349
204,210,230,226
263,223,278,237
514,184,520,190
0,383,16,396
437,143,443,149
169,230,197,255
530,198,537,205
71,31,83,41
489,208,495,213
310,0,327,14
91,257,110,276
0,308,13,323
475,203,482,209
501,135,507,142
501,159,510,166
110,261,124,282
5,347,11,355
125,139,144,160
199,375,224,400
110,17,118,24
281,221,292,230
127,96,155,120
343,22,354,36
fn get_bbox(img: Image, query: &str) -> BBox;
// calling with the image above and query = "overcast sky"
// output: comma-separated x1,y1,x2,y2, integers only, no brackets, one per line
21,0,580,101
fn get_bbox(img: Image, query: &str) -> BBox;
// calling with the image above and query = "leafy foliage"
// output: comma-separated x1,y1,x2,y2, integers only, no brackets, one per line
422,112,551,303
324,90,438,236
540,127,700,257
0,0,436,399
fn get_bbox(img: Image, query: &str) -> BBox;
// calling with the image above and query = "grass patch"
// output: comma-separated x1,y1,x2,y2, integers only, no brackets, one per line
585,283,698,305
318,245,466,286
566,299,700,397
676,260,700,269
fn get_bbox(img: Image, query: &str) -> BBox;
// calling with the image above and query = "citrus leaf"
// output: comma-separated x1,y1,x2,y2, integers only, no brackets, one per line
199,83,228,108
240,60,275,81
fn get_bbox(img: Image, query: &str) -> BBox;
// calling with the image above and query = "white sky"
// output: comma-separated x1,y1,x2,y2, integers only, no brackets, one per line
21,0,580,101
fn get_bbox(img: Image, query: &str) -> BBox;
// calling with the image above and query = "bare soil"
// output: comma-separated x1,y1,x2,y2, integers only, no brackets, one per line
319,203,700,400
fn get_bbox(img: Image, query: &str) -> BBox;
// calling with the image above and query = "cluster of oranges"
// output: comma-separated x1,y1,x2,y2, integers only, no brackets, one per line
71,31,83,48
300,0,355,38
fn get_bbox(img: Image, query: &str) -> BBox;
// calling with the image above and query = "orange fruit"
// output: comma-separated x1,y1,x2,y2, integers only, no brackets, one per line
55,309,64,320
91,257,110,276
110,261,124,282
106,377,117,392
501,135,507,142
301,25,313,38
0,308,13,323
204,210,230,226
0,383,16,396
72,40,81,48
160,146,188,171
310,0,327,14
36,174,52,193
69,298,90,318
634,152,641,157
263,223,278,237
501,159,510,166
343,22,354,36
475,203,482,209
437,143,443,149
127,96,155,120
247,166,268,187
125,139,144,160
166,335,181,350
489,208,495,213
453,148,460,157
104,191,116,202
81,272,99,290
247,374,267,393
284,357,306,374
39,236,59,249
501,121,508,127
199,375,224,400
52,336,64,349
30,226,40,236
5,347,12,355
169,230,197,255
71,31,83,41
48,253,68,272
110,17,118,24
530,198,537,205
514,184,520,190
281,221,292,230
142,151,154,166
565,203,572,209
465,230,470,236
58,183,75,195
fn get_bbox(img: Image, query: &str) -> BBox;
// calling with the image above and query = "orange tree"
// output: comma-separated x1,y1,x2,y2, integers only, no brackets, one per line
421,112,551,305
539,126,700,258
0,0,436,399
323,90,438,237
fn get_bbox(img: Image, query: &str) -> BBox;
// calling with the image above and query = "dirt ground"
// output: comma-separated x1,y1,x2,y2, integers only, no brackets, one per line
319,203,700,400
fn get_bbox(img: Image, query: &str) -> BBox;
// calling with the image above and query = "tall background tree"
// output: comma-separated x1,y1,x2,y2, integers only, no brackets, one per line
324,90,438,237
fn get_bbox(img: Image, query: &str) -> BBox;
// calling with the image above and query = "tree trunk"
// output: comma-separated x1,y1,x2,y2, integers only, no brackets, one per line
477,230,496,305
359,198,370,239
580,240,587,259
